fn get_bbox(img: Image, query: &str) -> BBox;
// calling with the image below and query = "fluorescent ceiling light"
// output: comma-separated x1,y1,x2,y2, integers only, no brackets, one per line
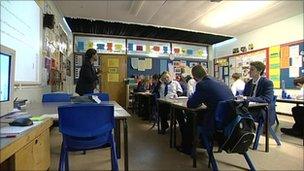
202,1,275,28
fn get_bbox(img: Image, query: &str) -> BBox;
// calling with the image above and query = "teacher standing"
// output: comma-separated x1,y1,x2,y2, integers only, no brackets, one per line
76,48,99,96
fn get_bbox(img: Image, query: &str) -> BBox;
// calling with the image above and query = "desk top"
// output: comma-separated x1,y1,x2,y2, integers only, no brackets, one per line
25,101,131,119
276,98,304,105
0,118,53,162
158,97,268,110
158,97,207,111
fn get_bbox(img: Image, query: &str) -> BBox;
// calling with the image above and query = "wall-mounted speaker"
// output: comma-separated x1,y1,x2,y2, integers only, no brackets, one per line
43,14,55,29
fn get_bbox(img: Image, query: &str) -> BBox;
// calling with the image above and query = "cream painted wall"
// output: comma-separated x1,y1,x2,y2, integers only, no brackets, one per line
213,13,303,58
212,13,304,114
14,1,73,103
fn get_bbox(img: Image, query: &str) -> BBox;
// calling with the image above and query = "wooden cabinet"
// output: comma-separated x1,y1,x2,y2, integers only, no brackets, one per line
14,131,50,170
0,118,52,171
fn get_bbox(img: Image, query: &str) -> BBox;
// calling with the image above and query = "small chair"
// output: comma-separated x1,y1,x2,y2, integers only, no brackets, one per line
252,96,281,150
196,100,256,171
42,92,71,102
85,92,110,101
58,104,118,171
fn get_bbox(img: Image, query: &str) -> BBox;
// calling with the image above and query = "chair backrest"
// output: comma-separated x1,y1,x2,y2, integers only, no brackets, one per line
86,92,110,101
58,104,115,137
215,100,234,129
42,92,71,102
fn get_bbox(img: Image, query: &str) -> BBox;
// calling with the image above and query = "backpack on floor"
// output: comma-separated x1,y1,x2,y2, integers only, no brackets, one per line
216,100,256,154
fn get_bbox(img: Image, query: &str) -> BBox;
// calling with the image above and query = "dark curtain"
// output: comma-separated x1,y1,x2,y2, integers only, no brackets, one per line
65,17,232,45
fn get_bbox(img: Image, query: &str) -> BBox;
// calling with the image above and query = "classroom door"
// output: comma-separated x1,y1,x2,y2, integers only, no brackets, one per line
99,54,127,107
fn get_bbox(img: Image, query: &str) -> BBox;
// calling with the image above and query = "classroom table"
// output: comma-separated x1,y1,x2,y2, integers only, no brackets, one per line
276,97,304,106
25,101,131,171
157,97,269,168
133,92,154,120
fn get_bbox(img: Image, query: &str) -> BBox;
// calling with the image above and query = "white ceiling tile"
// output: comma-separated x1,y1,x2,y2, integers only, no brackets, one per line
54,0,304,36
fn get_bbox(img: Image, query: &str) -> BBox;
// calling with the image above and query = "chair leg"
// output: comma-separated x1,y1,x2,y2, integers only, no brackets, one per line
253,120,263,150
111,135,119,171
201,135,218,171
244,152,256,171
275,115,279,125
59,144,68,171
65,151,69,171
269,127,281,145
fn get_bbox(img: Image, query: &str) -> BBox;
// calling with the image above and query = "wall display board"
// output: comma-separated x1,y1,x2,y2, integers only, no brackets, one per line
229,49,267,84
214,58,229,84
127,39,170,57
269,46,281,88
74,36,126,54
73,53,100,83
280,42,304,89
172,43,208,59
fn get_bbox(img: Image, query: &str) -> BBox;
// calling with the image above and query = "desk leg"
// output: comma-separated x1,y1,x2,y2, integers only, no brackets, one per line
123,119,129,171
265,106,269,153
173,107,176,148
192,112,197,168
115,120,121,158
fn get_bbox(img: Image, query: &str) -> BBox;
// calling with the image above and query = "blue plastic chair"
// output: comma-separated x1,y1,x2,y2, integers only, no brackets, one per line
85,92,110,101
197,100,256,171
42,92,71,102
253,96,281,150
58,104,118,171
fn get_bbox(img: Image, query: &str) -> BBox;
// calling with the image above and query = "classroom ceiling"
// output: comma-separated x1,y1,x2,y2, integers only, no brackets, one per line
54,0,303,37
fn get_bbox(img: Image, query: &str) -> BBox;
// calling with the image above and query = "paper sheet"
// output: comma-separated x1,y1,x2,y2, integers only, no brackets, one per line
289,66,299,78
138,60,146,71
131,58,138,69
108,73,119,82
108,59,119,68
145,58,152,69
0,122,40,134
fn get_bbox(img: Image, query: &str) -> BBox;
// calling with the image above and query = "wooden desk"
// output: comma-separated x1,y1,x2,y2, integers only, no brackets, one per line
276,98,304,106
25,101,131,171
0,118,53,170
157,98,269,168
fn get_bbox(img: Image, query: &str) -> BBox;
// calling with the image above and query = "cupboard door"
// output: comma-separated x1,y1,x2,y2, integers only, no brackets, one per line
15,130,50,170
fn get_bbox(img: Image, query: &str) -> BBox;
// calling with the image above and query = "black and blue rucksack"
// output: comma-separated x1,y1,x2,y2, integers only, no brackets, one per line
215,100,256,154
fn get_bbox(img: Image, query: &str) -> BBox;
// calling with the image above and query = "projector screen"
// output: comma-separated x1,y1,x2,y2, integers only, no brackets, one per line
0,1,41,83
0,53,11,102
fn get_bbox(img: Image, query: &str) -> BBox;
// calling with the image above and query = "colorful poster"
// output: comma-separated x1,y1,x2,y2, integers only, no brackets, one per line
280,46,289,68
269,46,280,88
174,48,180,54
114,44,122,51
128,43,134,51
163,46,168,54
107,43,113,52
87,41,94,49
289,45,301,67
97,43,105,50
77,41,84,52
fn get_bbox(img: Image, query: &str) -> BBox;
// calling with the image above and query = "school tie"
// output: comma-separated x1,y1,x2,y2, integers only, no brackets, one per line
164,84,169,96
250,84,256,97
